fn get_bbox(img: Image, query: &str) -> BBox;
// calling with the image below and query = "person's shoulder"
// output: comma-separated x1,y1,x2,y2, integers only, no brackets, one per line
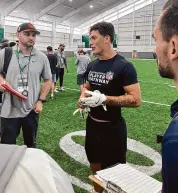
85,55,90,59
163,118,178,144
62,51,66,56
115,53,132,66
47,54,55,59
88,58,99,68
79,55,88,59
90,58,99,64
34,48,47,58
0,48,5,56
0,48,5,62
112,54,135,74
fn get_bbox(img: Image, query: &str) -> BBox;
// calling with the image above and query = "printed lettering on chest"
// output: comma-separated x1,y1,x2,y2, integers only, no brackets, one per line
88,71,114,85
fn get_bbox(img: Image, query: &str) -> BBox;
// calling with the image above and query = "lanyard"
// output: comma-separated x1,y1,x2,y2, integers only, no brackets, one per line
15,48,32,94
15,49,32,73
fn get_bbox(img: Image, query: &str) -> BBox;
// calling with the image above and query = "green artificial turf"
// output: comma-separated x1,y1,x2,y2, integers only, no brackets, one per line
16,57,177,192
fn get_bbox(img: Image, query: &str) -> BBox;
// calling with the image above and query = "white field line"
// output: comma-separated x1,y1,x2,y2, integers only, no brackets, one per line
64,87,170,107
69,175,93,192
139,80,171,85
168,85,176,88
142,100,170,107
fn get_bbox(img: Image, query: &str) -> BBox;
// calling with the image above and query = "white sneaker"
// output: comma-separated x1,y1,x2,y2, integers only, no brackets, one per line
59,87,64,91
54,89,58,93
51,93,54,99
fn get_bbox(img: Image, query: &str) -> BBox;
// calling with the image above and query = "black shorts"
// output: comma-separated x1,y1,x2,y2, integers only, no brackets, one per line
77,73,86,85
85,116,127,169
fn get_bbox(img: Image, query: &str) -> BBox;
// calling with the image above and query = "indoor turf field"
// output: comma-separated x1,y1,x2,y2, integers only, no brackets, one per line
17,57,177,193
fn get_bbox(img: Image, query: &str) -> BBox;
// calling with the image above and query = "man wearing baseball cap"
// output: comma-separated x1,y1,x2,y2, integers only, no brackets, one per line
0,23,52,147
17,23,40,35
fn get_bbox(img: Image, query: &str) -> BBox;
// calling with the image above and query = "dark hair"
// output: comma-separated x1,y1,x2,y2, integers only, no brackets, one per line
0,43,9,49
59,44,65,47
9,42,16,47
90,22,115,43
160,2,178,41
47,46,53,51
163,0,175,10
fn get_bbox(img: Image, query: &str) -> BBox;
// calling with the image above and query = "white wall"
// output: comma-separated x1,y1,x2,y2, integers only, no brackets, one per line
4,23,82,51
3,0,166,53
112,0,165,52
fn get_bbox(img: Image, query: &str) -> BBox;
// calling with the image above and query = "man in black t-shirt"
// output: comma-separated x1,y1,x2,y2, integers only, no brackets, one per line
47,46,57,99
78,22,141,193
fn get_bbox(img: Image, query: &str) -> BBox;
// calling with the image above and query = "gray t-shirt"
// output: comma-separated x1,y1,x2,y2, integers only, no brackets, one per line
0,48,52,118
75,55,91,75
55,51,67,69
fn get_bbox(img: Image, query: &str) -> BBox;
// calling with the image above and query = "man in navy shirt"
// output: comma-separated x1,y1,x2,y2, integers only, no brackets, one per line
78,22,141,193
153,1,178,192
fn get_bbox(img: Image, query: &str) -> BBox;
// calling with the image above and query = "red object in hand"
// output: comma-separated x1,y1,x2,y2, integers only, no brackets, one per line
1,84,27,100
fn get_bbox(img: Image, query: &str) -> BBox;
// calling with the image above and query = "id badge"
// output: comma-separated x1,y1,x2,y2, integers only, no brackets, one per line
60,57,64,64
17,74,28,95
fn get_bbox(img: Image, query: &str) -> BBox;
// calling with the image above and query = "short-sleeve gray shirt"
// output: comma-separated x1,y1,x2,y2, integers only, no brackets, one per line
0,47,52,118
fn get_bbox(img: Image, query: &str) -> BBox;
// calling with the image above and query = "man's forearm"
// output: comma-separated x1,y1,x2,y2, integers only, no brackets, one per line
64,58,68,69
39,78,52,99
65,63,68,69
104,94,141,107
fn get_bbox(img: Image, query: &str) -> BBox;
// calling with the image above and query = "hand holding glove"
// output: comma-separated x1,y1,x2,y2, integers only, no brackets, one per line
79,90,107,110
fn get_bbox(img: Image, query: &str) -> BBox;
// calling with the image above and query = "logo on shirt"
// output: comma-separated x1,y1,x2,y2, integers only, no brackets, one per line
88,71,114,85
106,71,114,81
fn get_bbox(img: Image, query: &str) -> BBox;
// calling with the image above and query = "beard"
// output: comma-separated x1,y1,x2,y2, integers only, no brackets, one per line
158,65,175,79
21,40,34,49
26,42,34,48
157,55,175,79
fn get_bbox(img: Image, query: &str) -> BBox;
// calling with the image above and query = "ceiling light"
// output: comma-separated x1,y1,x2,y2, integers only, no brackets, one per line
69,0,72,2
90,5,93,8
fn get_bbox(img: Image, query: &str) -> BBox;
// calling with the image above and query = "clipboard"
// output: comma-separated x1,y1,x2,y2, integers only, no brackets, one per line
89,163,162,193
1,84,27,100
89,175,106,189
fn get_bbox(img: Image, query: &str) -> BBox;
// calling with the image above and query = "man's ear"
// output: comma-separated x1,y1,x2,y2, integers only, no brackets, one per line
169,37,178,61
105,35,111,44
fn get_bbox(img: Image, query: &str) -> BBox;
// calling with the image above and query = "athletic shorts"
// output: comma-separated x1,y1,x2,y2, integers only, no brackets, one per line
77,73,86,85
52,74,56,83
85,115,127,169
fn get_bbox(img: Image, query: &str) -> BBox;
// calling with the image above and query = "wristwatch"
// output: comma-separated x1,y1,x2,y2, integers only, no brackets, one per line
38,98,46,103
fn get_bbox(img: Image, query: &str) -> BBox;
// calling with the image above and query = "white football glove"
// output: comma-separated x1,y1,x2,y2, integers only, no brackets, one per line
79,90,107,110
73,107,90,119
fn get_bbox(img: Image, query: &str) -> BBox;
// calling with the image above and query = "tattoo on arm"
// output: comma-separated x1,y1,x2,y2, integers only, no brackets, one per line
105,95,139,107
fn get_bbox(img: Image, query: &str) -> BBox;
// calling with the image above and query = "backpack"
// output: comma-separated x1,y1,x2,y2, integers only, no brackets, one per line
0,47,13,103
2,47,13,78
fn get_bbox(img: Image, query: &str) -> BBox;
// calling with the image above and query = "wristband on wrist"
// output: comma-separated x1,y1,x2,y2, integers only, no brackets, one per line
38,98,46,103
